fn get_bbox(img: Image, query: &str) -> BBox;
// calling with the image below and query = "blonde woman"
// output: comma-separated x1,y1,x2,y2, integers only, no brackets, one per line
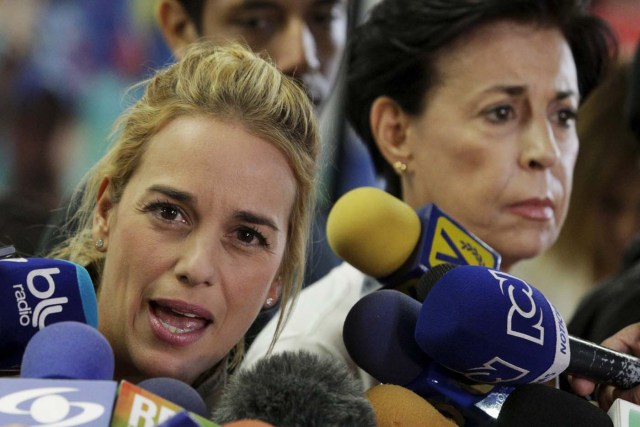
48,42,319,409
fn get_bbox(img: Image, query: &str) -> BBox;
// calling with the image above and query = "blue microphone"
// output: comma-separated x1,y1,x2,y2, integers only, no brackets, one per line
21,321,114,380
342,289,513,425
0,321,116,426
415,264,640,389
138,377,208,418
0,321,219,426
0,257,97,370
157,411,208,426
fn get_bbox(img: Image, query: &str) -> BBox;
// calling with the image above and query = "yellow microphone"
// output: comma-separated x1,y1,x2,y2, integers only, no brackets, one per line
366,383,458,427
326,187,501,296
327,186,421,278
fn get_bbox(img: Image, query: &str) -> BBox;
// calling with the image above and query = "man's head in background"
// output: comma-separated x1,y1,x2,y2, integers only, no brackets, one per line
156,0,349,111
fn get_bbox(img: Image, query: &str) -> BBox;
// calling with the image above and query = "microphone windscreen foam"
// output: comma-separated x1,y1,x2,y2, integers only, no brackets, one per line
137,377,208,417
343,289,432,385
366,384,457,427
326,187,421,278
213,351,376,427
20,321,114,380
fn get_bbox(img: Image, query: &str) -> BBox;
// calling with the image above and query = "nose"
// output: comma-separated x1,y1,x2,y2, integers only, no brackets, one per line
274,18,320,77
520,118,560,170
174,234,217,287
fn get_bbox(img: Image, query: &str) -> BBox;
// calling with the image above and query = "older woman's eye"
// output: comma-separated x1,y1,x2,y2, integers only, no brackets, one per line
556,109,577,128
485,105,515,123
157,205,180,220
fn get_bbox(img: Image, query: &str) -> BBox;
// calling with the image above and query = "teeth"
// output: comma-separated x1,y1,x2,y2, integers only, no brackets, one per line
170,308,199,318
159,319,195,334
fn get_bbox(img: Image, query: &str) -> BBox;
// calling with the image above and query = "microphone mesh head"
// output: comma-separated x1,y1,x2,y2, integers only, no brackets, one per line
21,321,114,380
213,350,376,426
497,384,613,426
343,289,431,385
137,377,208,417
366,384,457,427
326,187,421,278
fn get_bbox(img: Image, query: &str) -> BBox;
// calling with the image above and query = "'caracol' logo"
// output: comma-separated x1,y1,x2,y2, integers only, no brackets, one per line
0,387,105,426
489,270,545,345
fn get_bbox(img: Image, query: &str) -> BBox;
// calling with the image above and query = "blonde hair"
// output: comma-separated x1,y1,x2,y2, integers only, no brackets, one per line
48,42,319,369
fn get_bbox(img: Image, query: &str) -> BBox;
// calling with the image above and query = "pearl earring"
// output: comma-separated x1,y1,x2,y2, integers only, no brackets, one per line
393,160,407,175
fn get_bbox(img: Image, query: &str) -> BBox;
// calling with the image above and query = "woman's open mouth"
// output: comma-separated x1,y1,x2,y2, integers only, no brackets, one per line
148,299,213,346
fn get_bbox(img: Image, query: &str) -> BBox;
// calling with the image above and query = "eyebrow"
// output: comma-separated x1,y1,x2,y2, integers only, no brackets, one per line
147,184,280,231
234,210,280,232
235,0,279,10
488,85,578,101
235,0,344,10
148,184,197,204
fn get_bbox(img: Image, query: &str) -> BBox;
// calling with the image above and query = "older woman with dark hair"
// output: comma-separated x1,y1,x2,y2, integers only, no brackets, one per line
243,0,618,397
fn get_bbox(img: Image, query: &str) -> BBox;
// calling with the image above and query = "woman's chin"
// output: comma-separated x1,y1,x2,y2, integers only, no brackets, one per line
129,354,201,385
498,241,554,271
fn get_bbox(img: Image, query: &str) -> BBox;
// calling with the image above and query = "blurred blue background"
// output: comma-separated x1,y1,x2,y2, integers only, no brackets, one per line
0,0,171,203
0,0,637,256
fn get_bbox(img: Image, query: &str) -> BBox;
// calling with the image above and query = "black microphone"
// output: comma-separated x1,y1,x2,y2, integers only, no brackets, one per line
212,350,376,427
495,383,612,426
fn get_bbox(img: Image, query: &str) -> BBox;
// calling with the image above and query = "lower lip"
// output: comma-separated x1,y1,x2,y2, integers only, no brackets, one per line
508,204,554,221
147,305,209,347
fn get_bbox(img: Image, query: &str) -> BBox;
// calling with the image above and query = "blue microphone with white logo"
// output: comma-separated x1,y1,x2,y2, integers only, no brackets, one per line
0,321,219,426
415,264,640,389
0,321,117,426
0,257,97,371
343,289,513,426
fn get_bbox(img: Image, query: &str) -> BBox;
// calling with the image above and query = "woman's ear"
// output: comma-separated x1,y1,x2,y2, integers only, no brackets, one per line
156,0,201,59
92,177,114,247
370,96,413,168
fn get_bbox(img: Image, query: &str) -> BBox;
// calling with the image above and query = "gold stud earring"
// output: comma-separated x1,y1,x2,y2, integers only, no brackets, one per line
393,160,407,175
95,239,105,250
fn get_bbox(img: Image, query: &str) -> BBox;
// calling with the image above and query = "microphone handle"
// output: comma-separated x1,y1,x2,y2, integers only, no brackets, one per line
568,335,640,389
